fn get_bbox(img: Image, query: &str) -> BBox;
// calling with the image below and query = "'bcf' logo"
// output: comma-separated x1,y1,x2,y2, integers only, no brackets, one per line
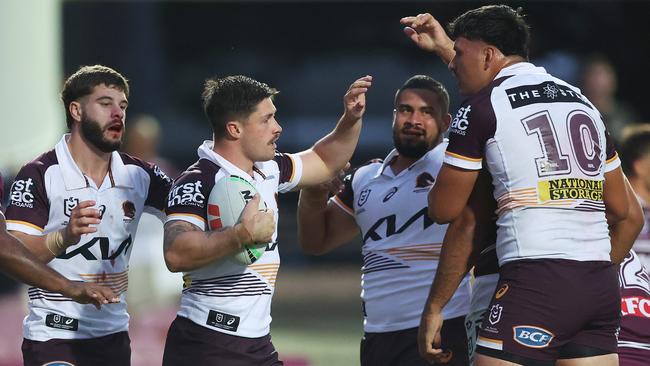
10,178,36,208
513,326,554,348
449,105,472,135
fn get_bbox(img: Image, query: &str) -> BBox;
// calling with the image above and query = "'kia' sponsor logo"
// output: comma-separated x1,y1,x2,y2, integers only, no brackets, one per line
168,181,205,207
513,326,554,348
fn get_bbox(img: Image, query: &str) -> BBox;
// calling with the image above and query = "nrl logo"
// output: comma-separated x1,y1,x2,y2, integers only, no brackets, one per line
357,189,371,207
489,304,503,325
63,197,79,217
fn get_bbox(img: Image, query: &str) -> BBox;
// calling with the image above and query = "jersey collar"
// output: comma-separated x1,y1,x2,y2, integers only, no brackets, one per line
197,140,264,182
55,134,134,190
494,62,547,80
373,140,447,179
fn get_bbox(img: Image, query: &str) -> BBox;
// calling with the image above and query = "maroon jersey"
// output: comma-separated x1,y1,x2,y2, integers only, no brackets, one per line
618,250,650,364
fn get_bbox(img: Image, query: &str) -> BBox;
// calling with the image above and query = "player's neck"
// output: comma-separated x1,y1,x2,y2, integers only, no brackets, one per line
212,141,255,177
67,132,112,187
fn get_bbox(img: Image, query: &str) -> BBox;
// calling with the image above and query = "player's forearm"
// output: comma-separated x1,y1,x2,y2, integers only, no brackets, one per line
9,231,58,263
163,226,244,272
435,43,456,65
311,114,362,178
0,232,70,292
297,188,334,255
424,208,477,313
609,180,644,263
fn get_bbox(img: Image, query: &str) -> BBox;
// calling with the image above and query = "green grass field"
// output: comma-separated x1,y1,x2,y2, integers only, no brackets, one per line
272,265,363,366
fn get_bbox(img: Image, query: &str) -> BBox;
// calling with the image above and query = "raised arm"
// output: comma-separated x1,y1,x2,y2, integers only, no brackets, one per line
163,194,275,272
400,13,456,64
295,76,372,188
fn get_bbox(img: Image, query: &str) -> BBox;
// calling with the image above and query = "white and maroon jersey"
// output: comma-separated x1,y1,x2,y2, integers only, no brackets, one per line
4,135,171,341
166,141,302,338
445,63,619,265
333,142,470,333
618,250,650,357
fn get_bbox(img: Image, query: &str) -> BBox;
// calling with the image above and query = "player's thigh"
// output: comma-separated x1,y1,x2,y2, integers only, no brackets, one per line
555,353,618,366
475,353,524,366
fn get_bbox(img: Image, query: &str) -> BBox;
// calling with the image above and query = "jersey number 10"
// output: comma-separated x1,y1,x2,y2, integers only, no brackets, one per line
521,109,603,178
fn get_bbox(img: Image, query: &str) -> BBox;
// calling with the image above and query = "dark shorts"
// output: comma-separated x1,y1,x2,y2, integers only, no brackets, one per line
162,316,283,366
360,316,468,366
22,331,130,366
476,259,620,366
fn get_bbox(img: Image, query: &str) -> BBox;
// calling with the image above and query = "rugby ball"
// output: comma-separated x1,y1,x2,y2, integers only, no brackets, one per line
207,175,268,265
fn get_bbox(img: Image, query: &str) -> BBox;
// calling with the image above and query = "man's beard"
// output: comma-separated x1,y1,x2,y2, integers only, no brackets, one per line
80,115,122,153
393,130,431,159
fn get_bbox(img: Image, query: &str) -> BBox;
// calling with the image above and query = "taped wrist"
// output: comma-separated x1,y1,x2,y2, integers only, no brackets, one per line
45,230,66,256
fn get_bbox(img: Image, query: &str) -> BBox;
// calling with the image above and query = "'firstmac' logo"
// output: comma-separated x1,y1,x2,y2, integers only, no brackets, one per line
449,105,472,136
168,181,205,207
10,178,36,208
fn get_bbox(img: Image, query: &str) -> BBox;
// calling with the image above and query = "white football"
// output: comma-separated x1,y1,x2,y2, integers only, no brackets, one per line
207,175,268,264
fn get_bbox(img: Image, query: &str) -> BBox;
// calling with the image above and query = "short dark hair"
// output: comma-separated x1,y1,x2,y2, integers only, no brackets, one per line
449,5,530,60
202,75,279,140
395,75,450,115
61,65,129,129
620,127,650,177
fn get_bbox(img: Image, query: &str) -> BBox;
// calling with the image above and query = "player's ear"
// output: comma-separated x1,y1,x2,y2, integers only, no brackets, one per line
482,46,495,71
69,101,82,123
442,112,452,131
225,120,243,139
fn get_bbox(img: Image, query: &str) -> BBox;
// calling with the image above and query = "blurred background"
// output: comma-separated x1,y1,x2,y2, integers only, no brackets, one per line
0,0,649,365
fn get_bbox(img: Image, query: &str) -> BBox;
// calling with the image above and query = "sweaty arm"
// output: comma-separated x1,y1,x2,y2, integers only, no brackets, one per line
295,76,372,188
608,174,644,264
419,170,495,362
297,187,359,255
163,194,274,272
